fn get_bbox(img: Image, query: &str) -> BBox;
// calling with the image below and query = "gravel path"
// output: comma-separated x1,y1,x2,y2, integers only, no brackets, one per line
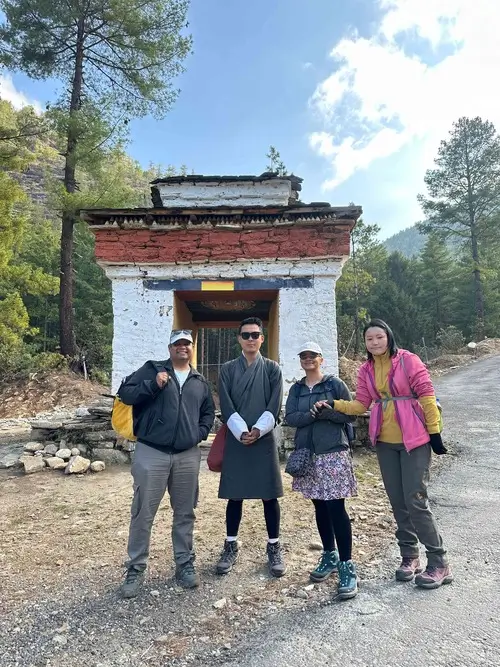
0,449,391,667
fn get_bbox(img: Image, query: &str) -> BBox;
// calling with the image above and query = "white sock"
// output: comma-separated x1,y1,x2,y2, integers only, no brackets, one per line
268,538,279,544
226,536,237,542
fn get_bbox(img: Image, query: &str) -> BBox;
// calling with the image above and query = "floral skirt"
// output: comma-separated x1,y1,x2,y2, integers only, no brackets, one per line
292,450,358,500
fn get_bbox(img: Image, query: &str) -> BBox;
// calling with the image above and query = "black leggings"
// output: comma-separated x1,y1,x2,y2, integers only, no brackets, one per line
226,498,280,540
312,498,352,562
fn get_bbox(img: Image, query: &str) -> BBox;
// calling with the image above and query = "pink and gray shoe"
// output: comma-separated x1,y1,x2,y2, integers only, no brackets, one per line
415,565,453,589
395,557,423,582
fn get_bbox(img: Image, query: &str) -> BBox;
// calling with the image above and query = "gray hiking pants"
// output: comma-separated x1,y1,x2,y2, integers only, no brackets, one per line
376,442,448,567
126,442,201,570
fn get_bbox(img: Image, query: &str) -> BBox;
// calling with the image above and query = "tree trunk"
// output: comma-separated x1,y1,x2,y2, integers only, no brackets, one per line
59,18,85,357
471,229,485,338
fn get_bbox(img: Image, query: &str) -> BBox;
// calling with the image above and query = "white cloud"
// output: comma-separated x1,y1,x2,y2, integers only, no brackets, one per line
0,74,42,112
309,0,500,191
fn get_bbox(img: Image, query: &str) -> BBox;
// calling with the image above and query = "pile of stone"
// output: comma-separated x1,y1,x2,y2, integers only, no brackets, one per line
17,395,133,475
19,442,105,475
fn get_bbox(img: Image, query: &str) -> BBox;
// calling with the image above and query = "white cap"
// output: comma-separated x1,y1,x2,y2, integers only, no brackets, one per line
298,341,323,355
170,329,194,345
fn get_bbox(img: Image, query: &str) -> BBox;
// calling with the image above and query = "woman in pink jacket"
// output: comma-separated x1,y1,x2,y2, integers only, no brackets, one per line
314,319,452,589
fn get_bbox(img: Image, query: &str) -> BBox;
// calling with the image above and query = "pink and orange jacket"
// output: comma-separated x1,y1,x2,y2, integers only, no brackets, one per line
355,349,435,451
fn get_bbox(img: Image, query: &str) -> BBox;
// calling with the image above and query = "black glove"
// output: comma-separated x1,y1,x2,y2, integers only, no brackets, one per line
429,433,447,455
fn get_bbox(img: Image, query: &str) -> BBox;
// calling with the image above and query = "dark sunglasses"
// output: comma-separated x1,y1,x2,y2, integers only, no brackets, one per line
299,352,320,360
240,331,262,340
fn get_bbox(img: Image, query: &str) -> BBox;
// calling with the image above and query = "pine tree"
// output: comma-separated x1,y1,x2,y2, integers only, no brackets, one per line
0,0,192,356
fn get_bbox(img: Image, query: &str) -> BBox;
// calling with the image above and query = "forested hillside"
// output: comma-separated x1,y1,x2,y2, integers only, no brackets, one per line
383,226,426,257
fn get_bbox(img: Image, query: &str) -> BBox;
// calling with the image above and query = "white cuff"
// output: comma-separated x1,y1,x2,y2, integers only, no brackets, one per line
252,410,275,438
227,412,249,441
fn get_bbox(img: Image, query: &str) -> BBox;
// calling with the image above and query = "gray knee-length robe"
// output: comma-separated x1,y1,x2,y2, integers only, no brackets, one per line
218,354,283,499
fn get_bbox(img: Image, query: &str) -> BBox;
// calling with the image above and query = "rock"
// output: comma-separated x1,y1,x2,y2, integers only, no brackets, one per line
24,441,45,453
46,457,67,470
295,589,309,600
304,584,315,592
0,453,22,469
70,448,80,457
44,444,59,456
56,448,72,460
20,455,46,474
309,541,323,551
75,408,91,417
88,406,113,416
91,448,129,466
31,421,63,430
55,622,70,633
84,430,117,443
52,634,68,646
65,455,91,474
90,461,105,473
150,590,160,597
154,635,170,644
74,444,89,456
97,441,115,449
120,440,135,452
213,598,227,610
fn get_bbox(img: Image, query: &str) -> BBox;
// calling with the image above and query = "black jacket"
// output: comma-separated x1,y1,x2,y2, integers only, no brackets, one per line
118,360,215,452
285,375,355,455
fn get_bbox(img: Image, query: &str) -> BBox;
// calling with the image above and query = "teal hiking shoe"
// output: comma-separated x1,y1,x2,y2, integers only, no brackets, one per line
309,550,339,582
337,560,358,600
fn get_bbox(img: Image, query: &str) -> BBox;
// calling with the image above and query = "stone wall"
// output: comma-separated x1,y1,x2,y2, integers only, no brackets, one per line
93,226,351,265
14,397,132,475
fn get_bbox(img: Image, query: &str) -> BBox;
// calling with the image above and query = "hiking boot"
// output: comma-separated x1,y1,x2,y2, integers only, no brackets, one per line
309,550,339,583
415,565,453,589
396,557,423,582
121,566,146,599
337,560,358,600
216,540,239,575
175,560,200,589
267,541,287,578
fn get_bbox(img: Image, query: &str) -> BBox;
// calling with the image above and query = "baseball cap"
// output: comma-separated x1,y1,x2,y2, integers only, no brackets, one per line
170,329,194,345
298,341,323,355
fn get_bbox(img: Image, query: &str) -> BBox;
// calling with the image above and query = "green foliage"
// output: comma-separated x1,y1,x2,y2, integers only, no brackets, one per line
266,146,287,176
0,0,192,118
418,117,500,335
0,0,192,355
436,326,466,353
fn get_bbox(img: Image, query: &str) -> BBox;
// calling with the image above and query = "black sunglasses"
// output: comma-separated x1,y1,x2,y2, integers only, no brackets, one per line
299,352,320,360
240,331,262,340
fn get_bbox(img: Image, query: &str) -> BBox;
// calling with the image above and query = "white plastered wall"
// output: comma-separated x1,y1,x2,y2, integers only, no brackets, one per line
104,259,344,395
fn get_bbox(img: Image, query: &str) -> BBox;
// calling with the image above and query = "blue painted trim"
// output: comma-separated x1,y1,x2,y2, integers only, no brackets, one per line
143,277,314,291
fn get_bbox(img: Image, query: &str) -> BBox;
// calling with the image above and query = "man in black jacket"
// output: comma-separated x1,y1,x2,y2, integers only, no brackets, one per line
118,329,215,597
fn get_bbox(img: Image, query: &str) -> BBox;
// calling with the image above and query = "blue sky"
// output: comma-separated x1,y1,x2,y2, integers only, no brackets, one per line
1,0,498,239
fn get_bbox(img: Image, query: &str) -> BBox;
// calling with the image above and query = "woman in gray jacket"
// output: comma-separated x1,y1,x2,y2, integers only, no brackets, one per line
285,342,358,599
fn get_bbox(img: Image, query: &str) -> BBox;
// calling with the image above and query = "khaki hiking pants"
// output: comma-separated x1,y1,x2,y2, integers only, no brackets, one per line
126,442,201,570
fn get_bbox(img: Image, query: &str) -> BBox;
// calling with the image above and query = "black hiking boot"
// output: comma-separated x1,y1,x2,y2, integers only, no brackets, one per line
121,566,146,599
216,540,239,575
267,541,287,578
175,560,200,589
